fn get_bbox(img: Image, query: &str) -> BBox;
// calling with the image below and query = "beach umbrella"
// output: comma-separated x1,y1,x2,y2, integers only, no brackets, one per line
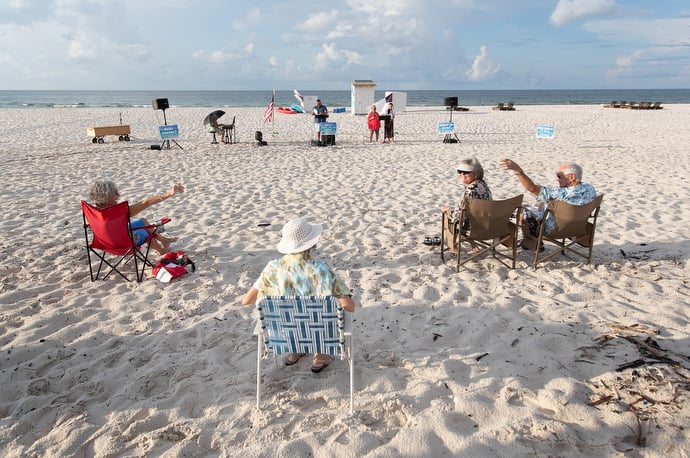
203,110,225,125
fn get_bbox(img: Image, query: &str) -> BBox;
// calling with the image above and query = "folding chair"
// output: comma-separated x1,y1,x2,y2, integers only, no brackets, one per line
533,194,604,268
441,194,523,271
254,295,355,413
222,116,236,144
81,200,169,282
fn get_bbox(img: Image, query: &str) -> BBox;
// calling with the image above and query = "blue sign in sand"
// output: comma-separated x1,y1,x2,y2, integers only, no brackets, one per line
437,121,455,134
159,124,179,139
536,124,555,138
319,122,337,135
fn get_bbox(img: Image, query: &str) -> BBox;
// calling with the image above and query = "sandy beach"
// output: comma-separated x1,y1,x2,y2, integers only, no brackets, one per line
1,103,689,456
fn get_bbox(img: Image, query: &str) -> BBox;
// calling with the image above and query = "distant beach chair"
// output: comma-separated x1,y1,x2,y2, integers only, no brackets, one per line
652,101,663,109
81,200,168,282
254,295,355,413
221,115,236,144
604,100,619,108
532,195,604,269
505,101,515,111
492,102,505,111
441,194,524,271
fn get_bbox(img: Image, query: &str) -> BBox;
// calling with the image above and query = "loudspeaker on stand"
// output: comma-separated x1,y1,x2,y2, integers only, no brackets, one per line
152,98,169,110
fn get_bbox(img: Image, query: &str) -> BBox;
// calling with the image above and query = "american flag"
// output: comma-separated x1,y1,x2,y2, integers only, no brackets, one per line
264,91,274,124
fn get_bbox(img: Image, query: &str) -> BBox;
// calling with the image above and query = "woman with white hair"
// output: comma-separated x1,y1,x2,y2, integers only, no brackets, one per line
242,217,355,373
88,180,184,255
440,157,493,253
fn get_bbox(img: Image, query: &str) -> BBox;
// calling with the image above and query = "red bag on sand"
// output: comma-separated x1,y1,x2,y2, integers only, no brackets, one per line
152,251,195,283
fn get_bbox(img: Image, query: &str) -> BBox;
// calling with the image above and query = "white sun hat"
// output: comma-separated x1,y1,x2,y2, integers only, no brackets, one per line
276,217,323,254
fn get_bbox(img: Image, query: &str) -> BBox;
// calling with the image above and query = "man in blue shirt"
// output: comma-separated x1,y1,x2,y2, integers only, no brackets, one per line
499,159,597,250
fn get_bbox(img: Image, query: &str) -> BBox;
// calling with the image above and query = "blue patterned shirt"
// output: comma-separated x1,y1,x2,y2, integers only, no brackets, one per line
537,183,597,234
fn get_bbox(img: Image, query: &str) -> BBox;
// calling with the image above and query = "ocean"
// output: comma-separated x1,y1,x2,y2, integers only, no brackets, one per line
1,89,689,109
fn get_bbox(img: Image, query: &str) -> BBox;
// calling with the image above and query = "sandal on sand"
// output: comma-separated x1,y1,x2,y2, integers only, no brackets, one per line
285,353,305,366
311,355,333,373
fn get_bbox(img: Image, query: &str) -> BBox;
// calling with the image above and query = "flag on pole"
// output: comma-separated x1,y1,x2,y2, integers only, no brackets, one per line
293,89,304,109
264,91,274,124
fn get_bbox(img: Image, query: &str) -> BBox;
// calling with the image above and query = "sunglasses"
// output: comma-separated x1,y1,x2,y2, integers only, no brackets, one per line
555,172,566,179
457,170,473,175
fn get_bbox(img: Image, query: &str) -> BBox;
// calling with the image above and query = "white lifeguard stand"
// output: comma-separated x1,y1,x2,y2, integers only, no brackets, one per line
351,80,376,115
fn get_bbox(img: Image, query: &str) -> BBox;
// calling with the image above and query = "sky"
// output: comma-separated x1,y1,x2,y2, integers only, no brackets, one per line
0,0,689,91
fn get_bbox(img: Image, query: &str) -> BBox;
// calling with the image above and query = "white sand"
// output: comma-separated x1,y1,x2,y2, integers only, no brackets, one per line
1,104,689,456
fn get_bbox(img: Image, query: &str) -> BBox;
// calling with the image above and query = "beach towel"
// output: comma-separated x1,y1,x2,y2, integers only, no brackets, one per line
152,250,195,282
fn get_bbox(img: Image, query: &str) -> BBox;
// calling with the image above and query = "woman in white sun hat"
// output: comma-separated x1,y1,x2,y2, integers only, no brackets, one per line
242,217,355,373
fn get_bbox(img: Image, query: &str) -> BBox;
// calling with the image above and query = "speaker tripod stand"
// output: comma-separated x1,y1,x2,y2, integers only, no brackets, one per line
159,108,183,150
443,105,460,143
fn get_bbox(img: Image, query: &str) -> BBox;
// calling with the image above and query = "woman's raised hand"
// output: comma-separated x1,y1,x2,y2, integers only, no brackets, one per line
171,182,185,195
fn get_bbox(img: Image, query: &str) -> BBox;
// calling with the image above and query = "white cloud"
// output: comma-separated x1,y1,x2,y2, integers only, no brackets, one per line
550,0,618,27
67,34,95,59
615,49,642,68
326,23,353,40
301,10,340,30
192,42,255,64
465,46,501,81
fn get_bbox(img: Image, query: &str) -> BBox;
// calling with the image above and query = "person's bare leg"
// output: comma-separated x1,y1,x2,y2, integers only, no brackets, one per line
149,238,168,255
155,234,178,254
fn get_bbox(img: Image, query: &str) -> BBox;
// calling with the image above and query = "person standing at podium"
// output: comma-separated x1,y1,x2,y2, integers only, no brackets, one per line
312,99,328,142
383,102,395,143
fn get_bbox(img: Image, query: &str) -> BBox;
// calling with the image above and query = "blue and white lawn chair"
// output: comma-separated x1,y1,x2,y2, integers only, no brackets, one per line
254,295,354,413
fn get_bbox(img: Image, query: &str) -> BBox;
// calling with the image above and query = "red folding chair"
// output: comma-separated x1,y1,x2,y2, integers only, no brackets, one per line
81,200,170,282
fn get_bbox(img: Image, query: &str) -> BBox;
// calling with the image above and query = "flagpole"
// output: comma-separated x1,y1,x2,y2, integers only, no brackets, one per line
272,88,276,135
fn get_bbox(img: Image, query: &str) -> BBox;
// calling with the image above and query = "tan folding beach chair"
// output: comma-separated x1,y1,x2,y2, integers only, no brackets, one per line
533,194,604,268
441,194,523,271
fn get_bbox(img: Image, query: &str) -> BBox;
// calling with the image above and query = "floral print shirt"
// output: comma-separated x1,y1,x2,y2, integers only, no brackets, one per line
449,179,493,223
253,248,350,301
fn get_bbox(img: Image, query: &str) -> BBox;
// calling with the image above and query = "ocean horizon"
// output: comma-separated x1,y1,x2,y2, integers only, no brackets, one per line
1,89,689,109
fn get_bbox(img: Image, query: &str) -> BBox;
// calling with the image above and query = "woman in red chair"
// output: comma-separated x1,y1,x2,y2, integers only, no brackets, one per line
88,180,184,255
